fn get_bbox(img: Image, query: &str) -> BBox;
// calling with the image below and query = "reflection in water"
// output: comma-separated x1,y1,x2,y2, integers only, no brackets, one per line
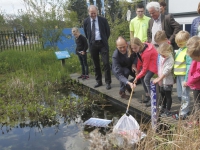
0,92,138,150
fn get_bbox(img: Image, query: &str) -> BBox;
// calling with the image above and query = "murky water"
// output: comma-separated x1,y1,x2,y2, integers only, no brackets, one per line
0,92,140,150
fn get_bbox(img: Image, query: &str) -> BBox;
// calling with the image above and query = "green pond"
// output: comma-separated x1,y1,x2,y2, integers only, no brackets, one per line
0,91,143,150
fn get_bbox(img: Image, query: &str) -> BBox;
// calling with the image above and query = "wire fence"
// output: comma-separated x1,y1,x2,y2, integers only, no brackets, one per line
0,30,43,51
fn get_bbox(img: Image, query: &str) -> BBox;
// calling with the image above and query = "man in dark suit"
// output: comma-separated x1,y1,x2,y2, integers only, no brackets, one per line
146,1,181,50
112,36,137,100
83,5,111,90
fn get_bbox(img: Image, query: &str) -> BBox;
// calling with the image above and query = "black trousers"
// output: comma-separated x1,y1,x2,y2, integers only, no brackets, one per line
89,41,111,84
160,86,172,111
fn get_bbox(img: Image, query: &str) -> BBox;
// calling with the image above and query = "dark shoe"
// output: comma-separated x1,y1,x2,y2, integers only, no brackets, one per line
119,91,129,100
145,100,151,107
140,96,150,103
77,75,84,79
94,82,102,88
106,83,111,90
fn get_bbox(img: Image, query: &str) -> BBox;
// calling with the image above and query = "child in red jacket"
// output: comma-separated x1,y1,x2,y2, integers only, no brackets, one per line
129,37,158,107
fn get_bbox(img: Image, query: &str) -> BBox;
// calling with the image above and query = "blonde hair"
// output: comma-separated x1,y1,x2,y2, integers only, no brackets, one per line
198,2,200,14
158,43,173,57
175,30,190,43
72,27,79,33
186,36,200,57
154,30,167,43
128,37,145,57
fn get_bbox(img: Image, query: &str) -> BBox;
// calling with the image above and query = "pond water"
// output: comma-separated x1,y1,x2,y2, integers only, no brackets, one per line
0,92,142,150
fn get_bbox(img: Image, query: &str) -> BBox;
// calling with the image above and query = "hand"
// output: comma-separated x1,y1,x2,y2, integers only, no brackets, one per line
81,51,86,55
153,78,160,84
183,82,187,87
133,79,137,84
129,82,136,90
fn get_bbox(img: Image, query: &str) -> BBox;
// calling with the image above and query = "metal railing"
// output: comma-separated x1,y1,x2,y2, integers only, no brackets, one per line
0,30,42,51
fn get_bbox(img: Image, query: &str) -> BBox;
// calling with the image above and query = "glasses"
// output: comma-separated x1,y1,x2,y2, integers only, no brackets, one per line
137,11,144,13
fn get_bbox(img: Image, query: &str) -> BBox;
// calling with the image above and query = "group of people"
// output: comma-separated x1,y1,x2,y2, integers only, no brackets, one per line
72,1,200,122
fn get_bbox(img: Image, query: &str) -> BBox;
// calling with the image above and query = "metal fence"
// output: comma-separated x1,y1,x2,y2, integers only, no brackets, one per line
0,30,42,51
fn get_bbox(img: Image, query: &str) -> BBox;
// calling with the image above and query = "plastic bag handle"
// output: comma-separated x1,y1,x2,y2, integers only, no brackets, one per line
126,88,134,114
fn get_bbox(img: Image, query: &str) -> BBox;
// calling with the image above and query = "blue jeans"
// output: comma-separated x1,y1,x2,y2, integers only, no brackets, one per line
78,54,88,75
140,70,154,95
176,75,190,115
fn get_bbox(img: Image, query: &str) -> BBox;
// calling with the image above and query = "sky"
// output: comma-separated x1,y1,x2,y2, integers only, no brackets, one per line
0,0,26,14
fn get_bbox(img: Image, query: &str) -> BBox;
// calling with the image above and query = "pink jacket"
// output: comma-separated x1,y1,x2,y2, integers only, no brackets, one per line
187,61,200,90
136,43,158,80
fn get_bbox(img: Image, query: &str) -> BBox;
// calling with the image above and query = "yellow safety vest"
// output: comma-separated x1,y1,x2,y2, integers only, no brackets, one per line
174,47,187,75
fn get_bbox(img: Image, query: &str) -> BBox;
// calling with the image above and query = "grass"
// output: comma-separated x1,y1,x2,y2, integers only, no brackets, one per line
1,48,200,150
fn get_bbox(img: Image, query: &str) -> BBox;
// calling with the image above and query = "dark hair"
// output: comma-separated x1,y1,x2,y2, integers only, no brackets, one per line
137,3,144,9
160,1,167,7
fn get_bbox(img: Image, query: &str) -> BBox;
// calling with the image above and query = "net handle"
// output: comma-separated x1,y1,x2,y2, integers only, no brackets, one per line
126,88,134,114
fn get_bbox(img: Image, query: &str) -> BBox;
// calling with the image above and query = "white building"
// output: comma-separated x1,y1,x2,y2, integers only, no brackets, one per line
168,0,199,32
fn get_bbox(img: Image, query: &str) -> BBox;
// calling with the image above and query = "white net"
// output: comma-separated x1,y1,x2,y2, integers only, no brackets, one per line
113,114,145,144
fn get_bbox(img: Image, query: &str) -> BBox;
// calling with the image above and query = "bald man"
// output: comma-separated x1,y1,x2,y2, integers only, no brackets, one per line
112,36,137,100
83,5,111,90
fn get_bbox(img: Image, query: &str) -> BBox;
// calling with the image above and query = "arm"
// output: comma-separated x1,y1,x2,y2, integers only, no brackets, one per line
187,62,200,85
112,52,129,84
168,14,181,44
135,52,151,80
147,19,152,43
82,36,88,53
130,31,134,40
83,19,88,39
129,20,134,40
184,55,192,82
104,18,110,39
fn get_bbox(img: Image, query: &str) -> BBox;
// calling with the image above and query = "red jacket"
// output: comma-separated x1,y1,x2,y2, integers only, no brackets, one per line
187,61,200,90
136,43,158,80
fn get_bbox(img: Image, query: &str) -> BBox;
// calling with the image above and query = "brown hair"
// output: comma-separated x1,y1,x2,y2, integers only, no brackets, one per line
160,1,166,7
175,30,190,43
186,36,200,57
198,2,200,14
128,37,145,57
158,43,173,57
154,30,167,43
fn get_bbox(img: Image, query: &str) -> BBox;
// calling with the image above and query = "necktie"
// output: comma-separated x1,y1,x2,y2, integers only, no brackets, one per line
91,19,95,43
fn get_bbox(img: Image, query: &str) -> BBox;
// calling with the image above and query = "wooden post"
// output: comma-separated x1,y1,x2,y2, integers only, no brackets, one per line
61,59,65,66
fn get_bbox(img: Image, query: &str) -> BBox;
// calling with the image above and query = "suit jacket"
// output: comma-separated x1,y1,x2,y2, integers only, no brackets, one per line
112,49,137,84
83,16,110,49
147,14,181,49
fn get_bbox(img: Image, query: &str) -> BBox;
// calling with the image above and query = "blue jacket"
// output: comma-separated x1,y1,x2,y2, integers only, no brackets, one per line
190,17,200,36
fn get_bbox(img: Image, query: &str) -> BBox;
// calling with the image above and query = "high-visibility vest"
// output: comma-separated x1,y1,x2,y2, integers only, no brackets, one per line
174,47,187,75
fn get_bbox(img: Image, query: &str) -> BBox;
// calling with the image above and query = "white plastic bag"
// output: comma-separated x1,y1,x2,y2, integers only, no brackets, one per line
113,114,142,143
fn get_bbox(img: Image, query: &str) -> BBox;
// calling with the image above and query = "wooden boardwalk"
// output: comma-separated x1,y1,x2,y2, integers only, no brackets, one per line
70,73,194,125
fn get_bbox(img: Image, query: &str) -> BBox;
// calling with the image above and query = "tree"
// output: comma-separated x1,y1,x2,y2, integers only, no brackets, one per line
67,0,88,25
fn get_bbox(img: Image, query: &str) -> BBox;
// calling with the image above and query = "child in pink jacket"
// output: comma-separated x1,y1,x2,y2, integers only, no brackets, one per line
186,36,200,115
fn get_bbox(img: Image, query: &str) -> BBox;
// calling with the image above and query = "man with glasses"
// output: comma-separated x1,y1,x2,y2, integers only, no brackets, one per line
129,4,150,42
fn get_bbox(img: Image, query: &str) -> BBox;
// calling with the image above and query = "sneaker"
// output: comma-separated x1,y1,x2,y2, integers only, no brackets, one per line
78,75,84,79
161,111,171,117
85,75,89,79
